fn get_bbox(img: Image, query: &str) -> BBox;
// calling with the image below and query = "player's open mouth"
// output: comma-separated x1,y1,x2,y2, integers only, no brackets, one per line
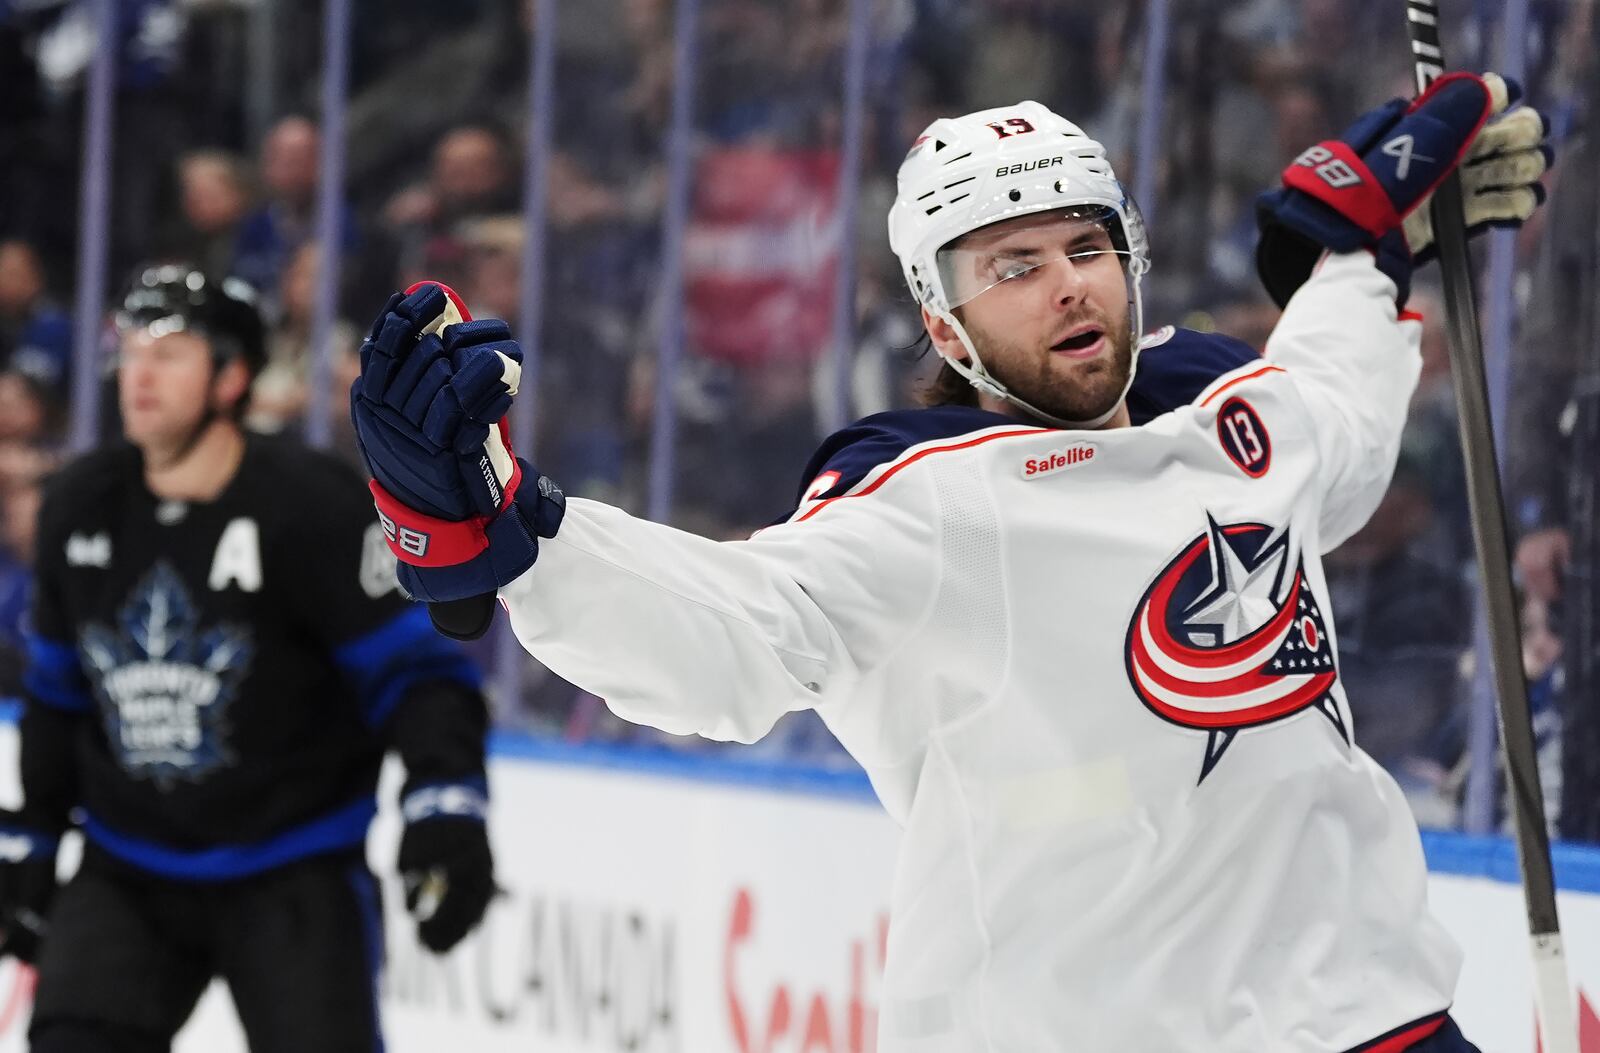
1050,327,1104,358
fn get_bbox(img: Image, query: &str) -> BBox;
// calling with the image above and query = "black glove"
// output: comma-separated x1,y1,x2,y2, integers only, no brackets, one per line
396,783,495,954
0,813,60,963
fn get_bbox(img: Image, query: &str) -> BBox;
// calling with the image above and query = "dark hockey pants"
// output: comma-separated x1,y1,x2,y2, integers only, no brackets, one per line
29,846,385,1053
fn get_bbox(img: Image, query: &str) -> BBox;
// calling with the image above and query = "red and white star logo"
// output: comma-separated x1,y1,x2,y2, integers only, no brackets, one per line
1124,515,1347,782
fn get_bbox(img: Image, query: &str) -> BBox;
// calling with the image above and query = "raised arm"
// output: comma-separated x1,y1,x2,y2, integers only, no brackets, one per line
498,468,938,742
1251,72,1549,548
349,284,939,744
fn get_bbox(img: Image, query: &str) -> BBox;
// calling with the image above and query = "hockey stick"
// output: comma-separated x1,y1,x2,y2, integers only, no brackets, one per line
1403,4,1580,1050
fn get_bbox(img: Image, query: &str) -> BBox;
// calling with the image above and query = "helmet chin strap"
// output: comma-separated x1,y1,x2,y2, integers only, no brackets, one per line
936,309,1138,431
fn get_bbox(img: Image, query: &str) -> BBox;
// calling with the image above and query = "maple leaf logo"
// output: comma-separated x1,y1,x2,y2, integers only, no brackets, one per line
80,563,253,788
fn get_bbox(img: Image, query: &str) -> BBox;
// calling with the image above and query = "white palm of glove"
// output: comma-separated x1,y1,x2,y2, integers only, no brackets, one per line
418,284,523,511
1403,73,1549,256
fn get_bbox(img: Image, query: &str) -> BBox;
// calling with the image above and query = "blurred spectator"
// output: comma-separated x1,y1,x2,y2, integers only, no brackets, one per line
1323,298,1470,812
1385,289,1472,566
691,0,851,145
0,471,41,696
1521,590,1567,838
456,219,524,323
19,0,194,280
233,115,360,305
1215,299,1278,349
1324,438,1470,790
450,217,638,501
1507,15,1600,841
246,243,360,452
0,239,72,403
0,3,48,247
170,149,255,279
383,124,519,288
345,0,555,196
964,1,1106,118
0,370,56,447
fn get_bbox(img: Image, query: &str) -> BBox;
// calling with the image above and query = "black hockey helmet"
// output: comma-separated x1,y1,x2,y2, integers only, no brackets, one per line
115,263,267,379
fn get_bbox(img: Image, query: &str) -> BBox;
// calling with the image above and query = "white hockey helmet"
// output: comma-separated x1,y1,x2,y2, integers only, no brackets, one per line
887,100,1150,428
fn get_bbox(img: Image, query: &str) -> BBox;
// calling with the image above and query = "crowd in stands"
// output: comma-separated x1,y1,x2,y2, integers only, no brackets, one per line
1,0,1597,836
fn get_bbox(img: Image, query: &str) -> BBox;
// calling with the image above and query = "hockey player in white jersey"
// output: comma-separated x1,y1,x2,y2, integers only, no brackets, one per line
349,73,1550,1052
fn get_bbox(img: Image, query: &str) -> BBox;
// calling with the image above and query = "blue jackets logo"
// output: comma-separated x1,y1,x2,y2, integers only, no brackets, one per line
79,563,254,785
1124,516,1346,784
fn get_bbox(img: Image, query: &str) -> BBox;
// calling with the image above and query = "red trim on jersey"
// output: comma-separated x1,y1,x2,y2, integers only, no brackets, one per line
1198,365,1287,408
1399,309,1425,323
794,427,1048,523
1351,1012,1447,1053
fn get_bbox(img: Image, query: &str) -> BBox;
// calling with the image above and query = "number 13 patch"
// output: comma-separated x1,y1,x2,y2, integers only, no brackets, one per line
1217,397,1271,477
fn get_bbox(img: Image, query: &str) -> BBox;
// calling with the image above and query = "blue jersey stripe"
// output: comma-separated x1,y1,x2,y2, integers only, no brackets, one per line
333,606,441,669
362,654,482,728
22,635,93,713
82,797,376,880
345,863,387,1053
333,607,483,726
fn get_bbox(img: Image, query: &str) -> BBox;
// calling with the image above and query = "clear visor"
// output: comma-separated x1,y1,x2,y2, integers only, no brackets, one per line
935,205,1139,310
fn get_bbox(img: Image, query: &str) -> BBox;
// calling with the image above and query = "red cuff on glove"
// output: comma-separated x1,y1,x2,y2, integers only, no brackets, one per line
369,455,525,568
1281,141,1403,238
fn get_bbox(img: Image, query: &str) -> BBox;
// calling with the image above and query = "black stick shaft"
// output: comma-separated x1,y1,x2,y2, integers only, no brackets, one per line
1404,0,1563,942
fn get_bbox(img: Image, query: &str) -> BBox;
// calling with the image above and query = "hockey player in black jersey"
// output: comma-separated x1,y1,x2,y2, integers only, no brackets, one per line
0,264,495,1052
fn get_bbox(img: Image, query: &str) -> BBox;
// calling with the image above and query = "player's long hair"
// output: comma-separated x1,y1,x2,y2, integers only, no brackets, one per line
911,331,979,409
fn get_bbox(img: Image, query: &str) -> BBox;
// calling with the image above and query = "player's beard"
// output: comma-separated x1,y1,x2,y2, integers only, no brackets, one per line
963,305,1135,425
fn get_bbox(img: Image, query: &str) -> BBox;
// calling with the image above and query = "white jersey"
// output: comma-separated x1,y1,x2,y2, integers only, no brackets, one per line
498,251,1462,1052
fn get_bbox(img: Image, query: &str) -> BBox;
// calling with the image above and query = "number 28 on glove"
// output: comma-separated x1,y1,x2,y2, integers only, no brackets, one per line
351,282,564,604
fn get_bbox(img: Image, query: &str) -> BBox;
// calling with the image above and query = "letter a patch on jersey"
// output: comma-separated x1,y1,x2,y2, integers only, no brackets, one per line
209,518,263,593
1124,515,1346,784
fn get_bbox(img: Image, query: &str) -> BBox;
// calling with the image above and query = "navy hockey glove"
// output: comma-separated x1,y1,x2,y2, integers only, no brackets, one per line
351,282,566,604
0,814,58,963
1256,72,1548,307
396,781,495,954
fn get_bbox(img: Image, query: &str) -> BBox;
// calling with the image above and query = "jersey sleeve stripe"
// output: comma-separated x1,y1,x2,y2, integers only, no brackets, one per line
1197,364,1288,408
362,655,482,728
793,426,1047,523
22,635,93,713
333,607,484,726
400,778,491,823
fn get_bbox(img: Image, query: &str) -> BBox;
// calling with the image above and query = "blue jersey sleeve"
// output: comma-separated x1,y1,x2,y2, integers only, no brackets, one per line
1125,327,1262,425
782,405,1015,515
